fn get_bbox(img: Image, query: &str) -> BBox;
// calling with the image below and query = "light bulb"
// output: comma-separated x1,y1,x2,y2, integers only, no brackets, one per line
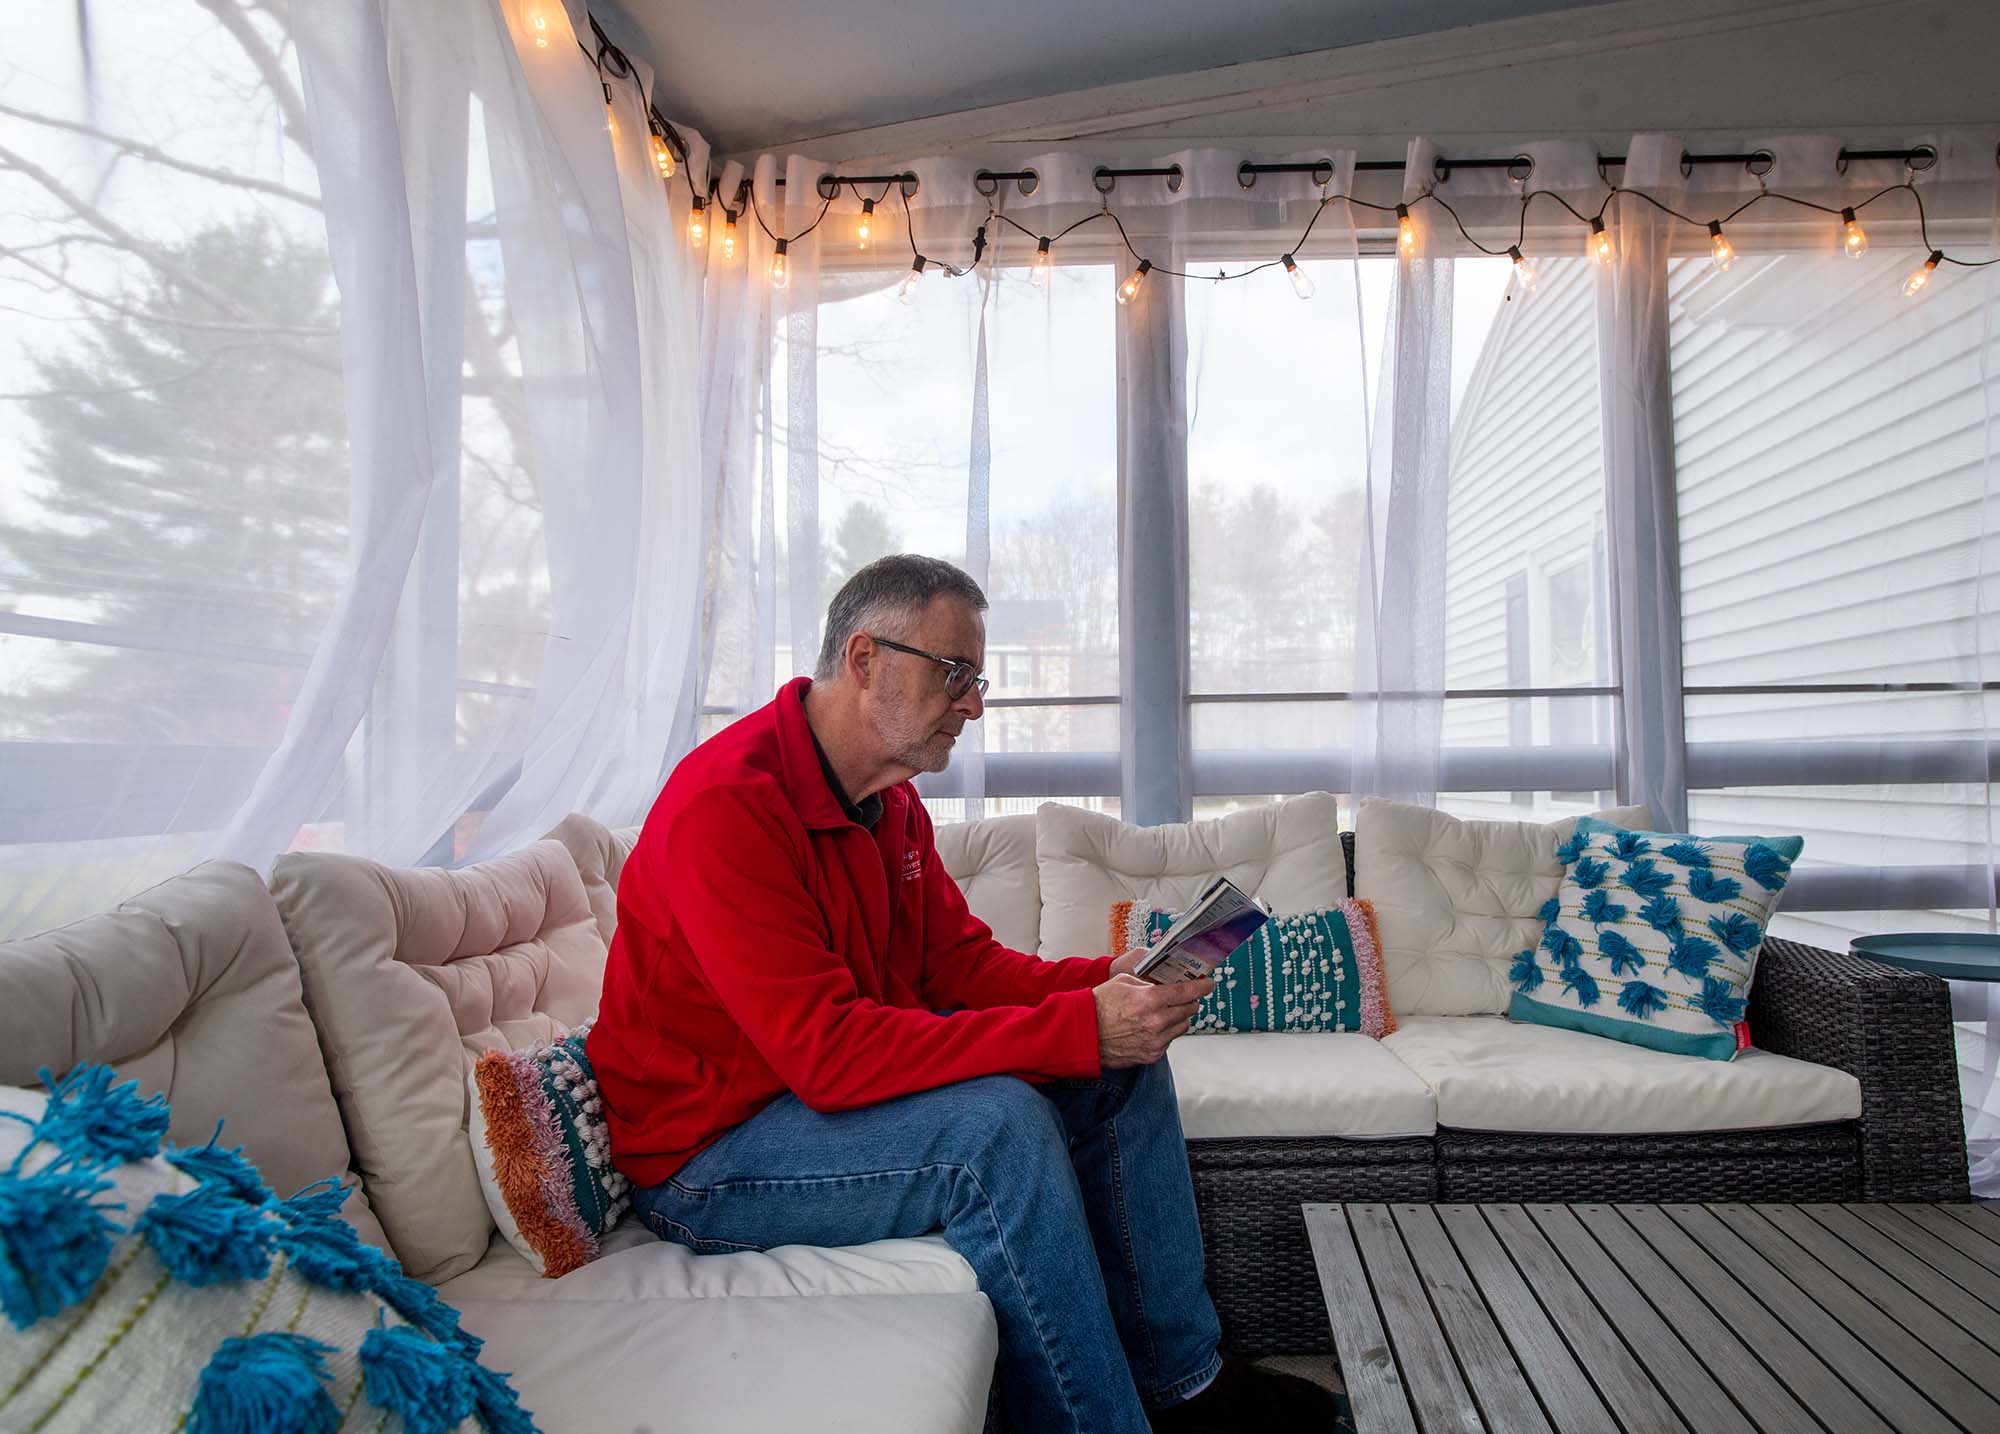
899,256,926,305
650,133,675,179
1506,245,1538,294
1282,253,1314,299
529,11,550,48
1117,258,1151,306
1842,207,1868,258
1904,249,1943,297
721,212,737,263
1030,237,1051,290
1396,203,1417,258
1590,217,1614,266
1707,220,1735,272
857,198,874,250
687,198,707,248
770,238,789,290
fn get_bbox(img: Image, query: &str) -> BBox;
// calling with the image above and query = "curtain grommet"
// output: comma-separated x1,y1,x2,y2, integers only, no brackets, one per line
1508,154,1534,186
898,171,919,200
974,171,1000,198
1433,155,1453,186
1165,163,1184,194
1017,169,1038,197
1312,159,1334,188
1237,162,1258,190
815,174,840,202
1746,149,1775,179
1906,144,1938,174
1093,166,1116,195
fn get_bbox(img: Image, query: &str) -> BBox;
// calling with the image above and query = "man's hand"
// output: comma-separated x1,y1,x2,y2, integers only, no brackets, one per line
1093,972,1214,1067
1108,946,1151,980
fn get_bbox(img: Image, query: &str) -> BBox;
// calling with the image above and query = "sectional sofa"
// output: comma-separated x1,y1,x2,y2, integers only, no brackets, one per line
0,795,1968,1431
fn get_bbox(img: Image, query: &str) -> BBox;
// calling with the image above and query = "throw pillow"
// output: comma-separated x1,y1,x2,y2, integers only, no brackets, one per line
1108,898,1396,1036
0,1064,537,1433
1506,815,1804,1060
466,1022,631,1278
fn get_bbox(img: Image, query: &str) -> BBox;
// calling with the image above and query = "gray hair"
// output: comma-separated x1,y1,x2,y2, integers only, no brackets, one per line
815,554,987,681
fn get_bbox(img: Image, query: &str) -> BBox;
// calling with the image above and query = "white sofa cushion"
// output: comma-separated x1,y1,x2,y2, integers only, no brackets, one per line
1036,794,1347,958
0,860,389,1254
1381,1015,1862,1134
543,812,643,947
1166,1032,1436,1140
933,811,1039,953
438,1221,977,1304
269,840,606,1282
450,1291,996,1434
1355,799,1651,1017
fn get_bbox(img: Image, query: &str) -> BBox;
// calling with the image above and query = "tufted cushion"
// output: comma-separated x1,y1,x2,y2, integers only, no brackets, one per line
932,812,1040,953
1354,800,1652,1017
269,840,606,1283
543,812,643,947
0,860,387,1254
1035,795,1347,958
1166,1033,1436,1139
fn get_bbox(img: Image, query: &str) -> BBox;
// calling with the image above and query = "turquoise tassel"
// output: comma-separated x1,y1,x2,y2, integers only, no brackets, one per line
1560,965,1601,1007
188,1332,339,1434
277,1178,354,1225
1597,930,1644,975
33,1064,170,1167
1536,896,1561,926
1617,980,1669,1019
167,1124,273,1207
1667,935,1721,980
136,1185,275,1287
0,1164,119,1330
1638,894,1682,935
1661,840,1711,869
360,1324,477,1434
1612,831,1652,861
1708,913,1763,956
278,1215,385,1293
370,1262,479,1354
1554,830,1589,865
1508,951,1544,992
1744,844,1792,891
1539,928,1581,966
1572,857,1609,889
1581,890,1627,927
1696,976,1748,1025
467,1361,541,1434
1687,869,1742,904
1622,860,1672,898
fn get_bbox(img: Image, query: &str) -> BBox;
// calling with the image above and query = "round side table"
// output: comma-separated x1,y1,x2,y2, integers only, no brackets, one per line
1851,933,2000,1199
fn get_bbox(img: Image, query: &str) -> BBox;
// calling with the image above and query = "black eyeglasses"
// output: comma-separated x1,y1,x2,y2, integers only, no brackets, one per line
868,635,989,701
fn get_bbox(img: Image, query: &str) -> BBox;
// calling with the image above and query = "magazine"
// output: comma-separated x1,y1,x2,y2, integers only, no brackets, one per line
1133,875,1271,985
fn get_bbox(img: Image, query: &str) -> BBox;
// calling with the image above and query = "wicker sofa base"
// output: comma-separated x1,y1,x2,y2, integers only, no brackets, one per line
1190,1122,1865,1355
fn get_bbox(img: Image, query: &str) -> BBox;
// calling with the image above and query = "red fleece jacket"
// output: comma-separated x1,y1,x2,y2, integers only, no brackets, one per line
590,677,1112,1187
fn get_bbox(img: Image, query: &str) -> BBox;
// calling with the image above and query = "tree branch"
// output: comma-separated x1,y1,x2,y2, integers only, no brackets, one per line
192,0,316,163
0,245,336,338
0,100,323,210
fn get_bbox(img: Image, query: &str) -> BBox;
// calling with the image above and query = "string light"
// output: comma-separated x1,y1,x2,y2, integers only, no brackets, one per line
1117,258,1152,305
899,256,926,305
1395,203,1417,257
1904,249,1943,297
1707,220,1735,272
529,11,552,48
857,198,875,250
650,131,676,179
687,196,706,248
1589,216,1614,266
1030,236,1052,290
1841,206,1868,258
1281,253,1314,299
770,238,789,290
1506,245,1538,294
721,210,737,262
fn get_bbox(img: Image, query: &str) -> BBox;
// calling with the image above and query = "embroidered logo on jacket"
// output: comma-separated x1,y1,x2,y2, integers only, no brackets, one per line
901,850,924,882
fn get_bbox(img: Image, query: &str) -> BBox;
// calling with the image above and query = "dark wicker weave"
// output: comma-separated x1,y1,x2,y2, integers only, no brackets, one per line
1189,831,1969,1355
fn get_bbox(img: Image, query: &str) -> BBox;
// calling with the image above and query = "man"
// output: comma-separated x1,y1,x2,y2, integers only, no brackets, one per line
591,555,1332,1433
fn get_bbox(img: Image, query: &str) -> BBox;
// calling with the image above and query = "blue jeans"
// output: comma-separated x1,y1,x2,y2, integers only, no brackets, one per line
632,1058,1223,1434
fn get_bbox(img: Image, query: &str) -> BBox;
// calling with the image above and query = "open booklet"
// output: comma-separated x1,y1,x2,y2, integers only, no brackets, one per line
1133,875,1272,985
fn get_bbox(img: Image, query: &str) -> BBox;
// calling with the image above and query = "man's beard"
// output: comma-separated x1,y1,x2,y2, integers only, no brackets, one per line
877,706,958,773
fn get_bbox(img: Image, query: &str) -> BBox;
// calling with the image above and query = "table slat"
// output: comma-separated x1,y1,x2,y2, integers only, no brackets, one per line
1795,1205,2000,1357
1390,1205,1554,1434
1934,1204,2000,1247
1304,1204,1420,1434
1662,1205,1957,1433
1841,1205,2000,1319
1348,1203,1489,1433
1570,1205,1828,1434
1894,1204,2000,1279
1720,1205,2000,1434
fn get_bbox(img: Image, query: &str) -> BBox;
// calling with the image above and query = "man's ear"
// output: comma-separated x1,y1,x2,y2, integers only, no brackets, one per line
846,630,875,687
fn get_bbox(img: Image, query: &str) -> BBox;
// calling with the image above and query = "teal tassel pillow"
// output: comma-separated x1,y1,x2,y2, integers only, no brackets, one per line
1507,815,1803,1060
0,1065,538,1433
1109,897,1396,1036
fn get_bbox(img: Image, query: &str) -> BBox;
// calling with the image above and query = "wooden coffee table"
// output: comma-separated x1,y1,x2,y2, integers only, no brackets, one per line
1305,1201,2000,1432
